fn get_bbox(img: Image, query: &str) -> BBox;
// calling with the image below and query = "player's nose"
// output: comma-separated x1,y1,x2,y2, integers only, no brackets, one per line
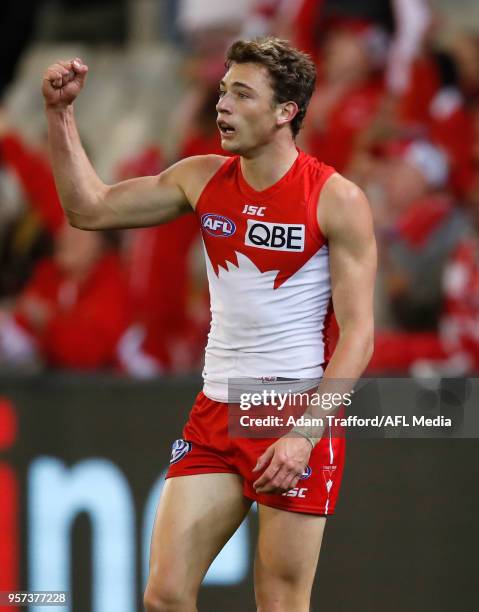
216,94,232,114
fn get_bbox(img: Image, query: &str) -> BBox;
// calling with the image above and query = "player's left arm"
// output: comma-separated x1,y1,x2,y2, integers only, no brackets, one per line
316,173,377,379
253,174,377,494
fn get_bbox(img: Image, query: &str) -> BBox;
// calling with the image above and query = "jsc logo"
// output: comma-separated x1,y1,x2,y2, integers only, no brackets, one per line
201,213,236,237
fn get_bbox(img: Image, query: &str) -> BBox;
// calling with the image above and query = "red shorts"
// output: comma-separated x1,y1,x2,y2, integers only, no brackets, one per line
166,391,345,515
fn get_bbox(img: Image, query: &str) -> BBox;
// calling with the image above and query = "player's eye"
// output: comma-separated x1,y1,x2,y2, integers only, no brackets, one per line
237,92,249,99
218,89,226,98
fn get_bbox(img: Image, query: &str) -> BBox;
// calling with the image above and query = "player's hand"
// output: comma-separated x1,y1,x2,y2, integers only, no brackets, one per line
252,436,312,495
42,58,88,109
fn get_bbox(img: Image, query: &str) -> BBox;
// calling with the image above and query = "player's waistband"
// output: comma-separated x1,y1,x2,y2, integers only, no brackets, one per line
203,374,325,404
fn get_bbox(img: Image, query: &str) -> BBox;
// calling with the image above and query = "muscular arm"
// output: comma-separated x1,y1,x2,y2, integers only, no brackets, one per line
46,105,199,230
43,58,220,230
319,173,377,379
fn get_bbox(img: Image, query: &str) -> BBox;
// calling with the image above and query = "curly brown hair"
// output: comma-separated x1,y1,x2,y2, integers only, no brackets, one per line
225,37,316,137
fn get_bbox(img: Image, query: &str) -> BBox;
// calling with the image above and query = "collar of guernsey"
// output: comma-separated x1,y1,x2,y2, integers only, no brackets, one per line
196,149,337,403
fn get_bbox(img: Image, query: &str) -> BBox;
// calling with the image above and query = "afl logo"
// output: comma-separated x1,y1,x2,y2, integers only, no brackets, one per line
170,439,192,464
201,213,236,237
300,465,313,480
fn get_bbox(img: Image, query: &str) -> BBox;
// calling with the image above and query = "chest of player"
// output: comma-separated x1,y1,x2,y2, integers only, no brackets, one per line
199,197,319,256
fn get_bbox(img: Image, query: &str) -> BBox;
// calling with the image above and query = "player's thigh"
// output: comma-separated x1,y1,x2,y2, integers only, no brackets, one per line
147,473,251,597
254,504,326,599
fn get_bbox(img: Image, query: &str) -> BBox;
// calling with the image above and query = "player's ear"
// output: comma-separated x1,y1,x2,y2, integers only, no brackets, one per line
276,101,298,129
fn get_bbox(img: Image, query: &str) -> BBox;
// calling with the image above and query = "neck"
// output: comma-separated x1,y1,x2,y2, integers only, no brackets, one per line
240,138,298,192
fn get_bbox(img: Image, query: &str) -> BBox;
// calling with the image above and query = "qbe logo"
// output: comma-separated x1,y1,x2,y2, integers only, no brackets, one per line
201,213,236,237
245,220,305,252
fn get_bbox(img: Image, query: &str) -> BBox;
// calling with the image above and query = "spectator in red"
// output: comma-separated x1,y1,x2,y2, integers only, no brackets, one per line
365,139,471,372
243,1,325,61
115,146,208,377
302,21,385,172
0,123,64,235
397,50,475,197
0,113,64,297
0,223,130,370
435,179,479,372
373,179,479,377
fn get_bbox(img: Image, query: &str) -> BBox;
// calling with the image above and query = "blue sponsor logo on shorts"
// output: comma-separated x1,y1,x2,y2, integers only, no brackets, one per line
170,439,192,464
300,465,312,480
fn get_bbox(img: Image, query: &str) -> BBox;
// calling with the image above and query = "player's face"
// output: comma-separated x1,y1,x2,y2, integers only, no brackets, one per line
216,62,283,154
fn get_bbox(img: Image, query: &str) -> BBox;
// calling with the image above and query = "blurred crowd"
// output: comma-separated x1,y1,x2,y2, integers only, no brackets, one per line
0,0,479,378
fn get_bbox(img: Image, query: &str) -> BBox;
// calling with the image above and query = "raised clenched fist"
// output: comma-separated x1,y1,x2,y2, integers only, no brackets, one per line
42,58,89,109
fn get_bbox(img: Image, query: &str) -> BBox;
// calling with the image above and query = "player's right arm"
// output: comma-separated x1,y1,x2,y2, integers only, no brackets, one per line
42,58,203,230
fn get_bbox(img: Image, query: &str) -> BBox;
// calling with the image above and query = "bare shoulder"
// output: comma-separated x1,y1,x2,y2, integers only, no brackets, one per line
159,154,229,210
317,172,374,242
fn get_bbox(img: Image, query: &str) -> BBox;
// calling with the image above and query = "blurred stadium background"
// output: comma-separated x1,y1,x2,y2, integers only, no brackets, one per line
0,1,478,610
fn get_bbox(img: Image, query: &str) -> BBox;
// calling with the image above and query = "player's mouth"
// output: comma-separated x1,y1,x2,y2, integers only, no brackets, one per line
217,120,236,137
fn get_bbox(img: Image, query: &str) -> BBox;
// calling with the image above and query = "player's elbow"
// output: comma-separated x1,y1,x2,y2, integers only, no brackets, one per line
64,187,110,230
66,210,84,229
65,210,97,230
66,211,111,231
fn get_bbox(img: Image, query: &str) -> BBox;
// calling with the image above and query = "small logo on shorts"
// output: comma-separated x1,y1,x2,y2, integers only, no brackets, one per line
300,465,313,480
282,487,308,498
170,439,192,464
322,465,337,493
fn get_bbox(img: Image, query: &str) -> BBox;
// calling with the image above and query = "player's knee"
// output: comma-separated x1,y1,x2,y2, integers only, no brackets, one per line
255,571,309,612
143,581,195,612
